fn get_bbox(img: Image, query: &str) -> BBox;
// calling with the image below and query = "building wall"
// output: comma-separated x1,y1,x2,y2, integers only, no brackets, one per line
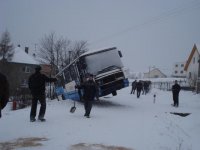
144,69,166,78
186,50,200,86
172,62,186,77
0,61,37,95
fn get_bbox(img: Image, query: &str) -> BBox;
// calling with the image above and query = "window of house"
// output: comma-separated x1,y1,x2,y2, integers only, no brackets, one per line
180,71,183,74
154,75,159,78
23,66,31,73
181,64,184,67
175,71,178,74
175,64,178,67
21,79,28,87
189,72,192,78
193,57,195,64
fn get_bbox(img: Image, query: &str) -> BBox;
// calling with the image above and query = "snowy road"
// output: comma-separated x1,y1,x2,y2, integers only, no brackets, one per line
0,86,200,150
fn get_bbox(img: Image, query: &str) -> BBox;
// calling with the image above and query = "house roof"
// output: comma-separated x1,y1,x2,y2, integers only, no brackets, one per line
184,44,200,71
144,68,167,77
10,47,39,65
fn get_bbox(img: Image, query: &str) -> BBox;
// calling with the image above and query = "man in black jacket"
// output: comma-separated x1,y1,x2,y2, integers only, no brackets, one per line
76,74,97,118
130,80,137,94
172,80,181,107
28,66,57,122
136,80,143,98
0,72,9,118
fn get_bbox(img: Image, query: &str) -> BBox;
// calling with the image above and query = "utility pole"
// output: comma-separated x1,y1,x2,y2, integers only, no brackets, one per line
148,66,150,79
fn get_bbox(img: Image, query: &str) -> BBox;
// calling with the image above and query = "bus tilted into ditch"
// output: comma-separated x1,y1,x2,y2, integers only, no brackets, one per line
55,47,129,101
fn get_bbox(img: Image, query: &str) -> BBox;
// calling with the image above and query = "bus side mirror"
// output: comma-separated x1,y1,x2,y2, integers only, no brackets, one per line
118,51,123,58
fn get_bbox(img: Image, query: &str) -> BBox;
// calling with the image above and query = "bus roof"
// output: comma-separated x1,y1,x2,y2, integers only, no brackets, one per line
55,47,118,77
80,47,117,57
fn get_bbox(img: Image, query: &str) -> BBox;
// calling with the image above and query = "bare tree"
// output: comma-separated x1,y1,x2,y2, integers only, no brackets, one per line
37,33,70,73
54,36,71,68
69,40,88,60
38,32,55,65
38,32,88,73
0,30,14,61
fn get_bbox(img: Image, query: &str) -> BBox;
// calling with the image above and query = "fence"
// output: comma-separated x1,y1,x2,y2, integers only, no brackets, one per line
151,79,190,91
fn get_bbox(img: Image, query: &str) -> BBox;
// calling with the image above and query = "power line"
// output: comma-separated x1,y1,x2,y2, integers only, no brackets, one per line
89,0,200,46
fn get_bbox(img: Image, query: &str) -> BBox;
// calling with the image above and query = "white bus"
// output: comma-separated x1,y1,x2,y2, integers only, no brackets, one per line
55,47,129,101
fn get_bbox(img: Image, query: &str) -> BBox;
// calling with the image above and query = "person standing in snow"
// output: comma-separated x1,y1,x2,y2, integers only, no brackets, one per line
171,80,181,107
130,80,137,94
76,74,97,118
0,72,9,118
136,80,143,98
28,65,57,122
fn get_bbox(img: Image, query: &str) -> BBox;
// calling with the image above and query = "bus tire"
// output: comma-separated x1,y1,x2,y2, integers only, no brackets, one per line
112,91,117,96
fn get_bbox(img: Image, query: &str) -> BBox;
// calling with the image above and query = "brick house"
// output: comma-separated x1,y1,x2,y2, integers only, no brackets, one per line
0,46,39,96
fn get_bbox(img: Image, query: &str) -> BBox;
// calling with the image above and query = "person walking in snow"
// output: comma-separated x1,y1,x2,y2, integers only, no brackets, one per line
28,65,57,122
171,80,181,107
130,80,137,94
143,81,149,95
136,80,143,98
76,74,97,118
0,72,9,118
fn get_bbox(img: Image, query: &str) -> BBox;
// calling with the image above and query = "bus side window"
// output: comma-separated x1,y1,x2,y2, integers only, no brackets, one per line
118,51,123,58
80,58,87,69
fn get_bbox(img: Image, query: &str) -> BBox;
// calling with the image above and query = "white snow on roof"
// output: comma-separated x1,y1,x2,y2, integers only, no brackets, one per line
11,47,39,65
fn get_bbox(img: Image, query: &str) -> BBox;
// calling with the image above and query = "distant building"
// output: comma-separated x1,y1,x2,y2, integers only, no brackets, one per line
143,68,167,78
172,62,186,78
184,44,200,88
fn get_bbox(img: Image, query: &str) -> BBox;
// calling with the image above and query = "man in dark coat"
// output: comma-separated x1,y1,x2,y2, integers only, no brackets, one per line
76,74,97,118
136,80,143,98
143,81,149,95
0,72,9,118
172,80,181,107
28,66,57,122
130,80,137,94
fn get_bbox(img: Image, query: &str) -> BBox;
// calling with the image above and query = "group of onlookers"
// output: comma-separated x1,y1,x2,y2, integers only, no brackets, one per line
130,80,151,98
130,79,181,107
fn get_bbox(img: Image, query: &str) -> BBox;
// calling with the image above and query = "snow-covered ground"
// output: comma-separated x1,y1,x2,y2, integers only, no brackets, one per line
0,86,200,150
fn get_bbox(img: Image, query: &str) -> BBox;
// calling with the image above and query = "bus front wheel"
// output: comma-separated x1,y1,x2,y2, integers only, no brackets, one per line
112,91,117,96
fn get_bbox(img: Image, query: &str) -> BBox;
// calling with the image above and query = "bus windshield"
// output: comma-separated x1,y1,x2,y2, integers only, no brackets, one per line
83,49,123,75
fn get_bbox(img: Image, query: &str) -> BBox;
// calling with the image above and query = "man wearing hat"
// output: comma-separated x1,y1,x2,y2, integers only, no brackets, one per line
76,73,97,118
28,65,57,122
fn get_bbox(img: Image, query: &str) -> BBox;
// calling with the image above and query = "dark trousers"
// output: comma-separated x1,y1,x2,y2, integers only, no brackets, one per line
130,87,136,94
137,90,141,98
173,93,179,107
30,94,46,119
84,101,93,116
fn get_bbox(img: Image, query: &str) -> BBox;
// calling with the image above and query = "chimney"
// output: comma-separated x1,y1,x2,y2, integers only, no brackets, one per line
25,47,29,54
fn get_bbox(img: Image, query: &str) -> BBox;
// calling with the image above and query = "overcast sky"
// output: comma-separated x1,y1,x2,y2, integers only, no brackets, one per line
0,0,200,74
